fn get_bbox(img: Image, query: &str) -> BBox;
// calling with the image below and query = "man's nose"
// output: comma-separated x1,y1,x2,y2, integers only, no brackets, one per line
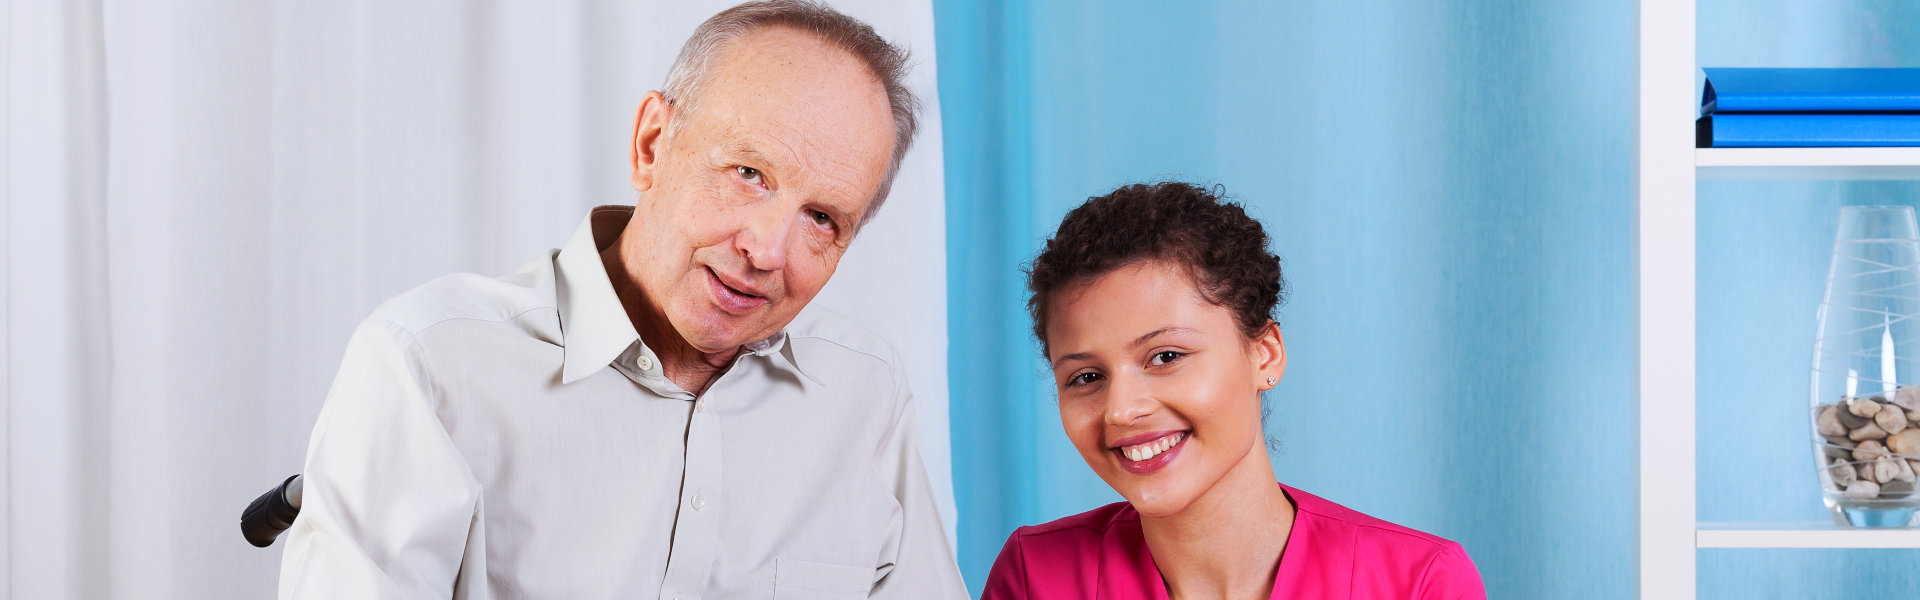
1104,372,1157,427
734,203,793,272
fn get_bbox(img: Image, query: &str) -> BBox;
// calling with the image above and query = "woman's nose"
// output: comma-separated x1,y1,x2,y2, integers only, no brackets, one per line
1104,374,1157,426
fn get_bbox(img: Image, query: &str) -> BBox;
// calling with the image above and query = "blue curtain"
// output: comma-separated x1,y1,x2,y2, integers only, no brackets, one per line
939,0,1920,598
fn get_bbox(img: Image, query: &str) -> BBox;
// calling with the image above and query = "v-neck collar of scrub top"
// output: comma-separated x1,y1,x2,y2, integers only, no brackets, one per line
1099,484,1363,600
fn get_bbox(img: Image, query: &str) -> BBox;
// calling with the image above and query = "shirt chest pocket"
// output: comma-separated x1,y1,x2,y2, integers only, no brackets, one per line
773,558,873,600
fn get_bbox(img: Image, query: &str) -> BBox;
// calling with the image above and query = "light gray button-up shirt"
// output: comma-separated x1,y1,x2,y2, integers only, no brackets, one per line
279,206,966,599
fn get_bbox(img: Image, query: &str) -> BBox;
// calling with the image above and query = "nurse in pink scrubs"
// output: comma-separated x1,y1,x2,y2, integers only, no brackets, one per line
984,182,1486,600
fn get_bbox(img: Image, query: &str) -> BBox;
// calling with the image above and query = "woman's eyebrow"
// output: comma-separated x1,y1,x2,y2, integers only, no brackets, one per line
1130,326,1196,348
1050,326,1198,368
1051,351,1093,369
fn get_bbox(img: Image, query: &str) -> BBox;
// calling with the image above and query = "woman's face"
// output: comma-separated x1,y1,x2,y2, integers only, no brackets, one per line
1045,260,1286,518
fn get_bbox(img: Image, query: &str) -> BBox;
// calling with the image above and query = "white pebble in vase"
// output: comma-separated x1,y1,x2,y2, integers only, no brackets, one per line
1876,457,1904,484
1897,386,1920,413
1846,480,1883,499
1830,458,1859,488
1850,395,1885,418
1877,404,1909,434
1852,422,1891,441
1855,439,1890,461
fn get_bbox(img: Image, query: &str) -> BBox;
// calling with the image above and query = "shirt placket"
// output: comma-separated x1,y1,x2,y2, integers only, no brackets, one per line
659,392,723,600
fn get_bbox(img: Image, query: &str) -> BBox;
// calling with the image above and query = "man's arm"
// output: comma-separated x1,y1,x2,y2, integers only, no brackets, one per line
278,318,485,599
866,363,969,599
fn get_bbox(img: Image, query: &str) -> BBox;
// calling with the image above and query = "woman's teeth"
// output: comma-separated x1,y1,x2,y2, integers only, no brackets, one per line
1121,432,1185,462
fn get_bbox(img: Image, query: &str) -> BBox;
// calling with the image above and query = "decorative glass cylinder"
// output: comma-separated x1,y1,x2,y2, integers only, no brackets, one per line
1812,205,1920,527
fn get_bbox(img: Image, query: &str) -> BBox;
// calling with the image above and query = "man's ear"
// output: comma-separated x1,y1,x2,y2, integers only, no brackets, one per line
630,90,671,192
1253,321,1287,391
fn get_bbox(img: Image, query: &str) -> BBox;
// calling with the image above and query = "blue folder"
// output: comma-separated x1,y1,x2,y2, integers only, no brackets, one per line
1703,68,1920,113
1697,113,1920,147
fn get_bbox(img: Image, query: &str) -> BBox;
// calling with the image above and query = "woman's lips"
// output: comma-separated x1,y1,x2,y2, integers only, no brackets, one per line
705,267,768,314
1112,430,1189,475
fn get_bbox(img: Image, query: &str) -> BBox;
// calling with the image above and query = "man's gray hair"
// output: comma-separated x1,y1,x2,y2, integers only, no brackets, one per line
662,0,921,228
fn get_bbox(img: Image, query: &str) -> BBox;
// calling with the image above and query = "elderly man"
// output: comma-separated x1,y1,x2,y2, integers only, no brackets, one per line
277,2,965,597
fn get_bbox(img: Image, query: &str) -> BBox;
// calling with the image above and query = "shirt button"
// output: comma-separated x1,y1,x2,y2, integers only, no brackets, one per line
637,355,654,370
694,402,705,413
691,490,707,511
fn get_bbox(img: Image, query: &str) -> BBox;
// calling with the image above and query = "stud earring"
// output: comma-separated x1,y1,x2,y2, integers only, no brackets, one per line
1265,376,1277,387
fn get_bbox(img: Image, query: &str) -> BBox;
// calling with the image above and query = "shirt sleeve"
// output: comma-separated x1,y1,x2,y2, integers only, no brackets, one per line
1415,542,1488,600
979,530,1029,600
866,362,970,599
278,318,486,599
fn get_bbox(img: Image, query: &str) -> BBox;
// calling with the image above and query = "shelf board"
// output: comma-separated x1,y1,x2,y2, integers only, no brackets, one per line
1697,148,1920,180
1697,521,1920,549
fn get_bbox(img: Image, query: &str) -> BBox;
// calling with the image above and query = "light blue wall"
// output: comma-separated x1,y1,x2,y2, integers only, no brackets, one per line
1695,1,1920,597
939,1,1920,598
937,1,1634,597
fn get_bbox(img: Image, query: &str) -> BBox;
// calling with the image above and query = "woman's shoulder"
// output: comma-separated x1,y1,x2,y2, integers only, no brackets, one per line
1015,499,1139,540
995,499,1141,565
1286,484,1460,550
1282,485,1486,598
982,500,1142,599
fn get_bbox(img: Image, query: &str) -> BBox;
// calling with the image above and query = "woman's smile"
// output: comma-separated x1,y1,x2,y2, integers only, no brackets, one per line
1112,430,1190,474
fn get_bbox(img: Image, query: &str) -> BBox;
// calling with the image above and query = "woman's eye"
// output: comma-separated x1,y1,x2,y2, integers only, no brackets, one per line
1149,351,1184,366
1067,372,1103,387
735,165,764,185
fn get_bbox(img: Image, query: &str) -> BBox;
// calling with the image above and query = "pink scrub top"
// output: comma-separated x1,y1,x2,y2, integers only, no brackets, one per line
982,484,1486,599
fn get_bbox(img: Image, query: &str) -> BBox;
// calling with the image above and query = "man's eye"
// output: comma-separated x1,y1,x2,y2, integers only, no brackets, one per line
735,165,763,185
1150,351,1184,366
810,210,836,230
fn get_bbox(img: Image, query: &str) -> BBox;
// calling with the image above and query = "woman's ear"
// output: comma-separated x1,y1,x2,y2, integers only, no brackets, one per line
1253,320,1286,391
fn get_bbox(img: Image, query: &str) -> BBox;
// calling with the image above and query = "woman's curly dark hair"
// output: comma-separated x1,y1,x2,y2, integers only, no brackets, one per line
1027,181,1286,356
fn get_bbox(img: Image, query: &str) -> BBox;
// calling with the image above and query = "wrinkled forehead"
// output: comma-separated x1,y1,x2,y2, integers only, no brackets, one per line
685,29,896,201
695,28,894,156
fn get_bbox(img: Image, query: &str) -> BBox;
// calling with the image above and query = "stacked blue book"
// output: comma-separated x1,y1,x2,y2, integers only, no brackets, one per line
1697,68,1920,147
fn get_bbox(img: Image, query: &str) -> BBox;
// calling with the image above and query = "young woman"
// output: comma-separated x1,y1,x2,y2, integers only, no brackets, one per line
983,182,1485,599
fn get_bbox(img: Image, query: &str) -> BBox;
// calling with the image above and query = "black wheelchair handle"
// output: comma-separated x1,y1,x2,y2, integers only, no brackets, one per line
241,474,303,548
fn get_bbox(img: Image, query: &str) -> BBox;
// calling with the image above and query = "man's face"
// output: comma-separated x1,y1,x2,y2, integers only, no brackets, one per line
626,27,895,353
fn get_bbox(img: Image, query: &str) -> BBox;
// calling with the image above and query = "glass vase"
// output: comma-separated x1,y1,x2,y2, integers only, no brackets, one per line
1812,205,1920,527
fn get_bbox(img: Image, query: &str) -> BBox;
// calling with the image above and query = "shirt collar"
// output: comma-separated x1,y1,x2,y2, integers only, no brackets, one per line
556,206,644,384
747,330,820,385
553,205,815,385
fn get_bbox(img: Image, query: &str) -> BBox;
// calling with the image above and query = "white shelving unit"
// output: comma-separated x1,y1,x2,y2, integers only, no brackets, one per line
1698,148,1920,180
1697,522,1920,549
1638,2,1920,598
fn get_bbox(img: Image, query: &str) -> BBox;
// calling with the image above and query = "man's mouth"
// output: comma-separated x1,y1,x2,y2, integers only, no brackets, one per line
705,267,768,313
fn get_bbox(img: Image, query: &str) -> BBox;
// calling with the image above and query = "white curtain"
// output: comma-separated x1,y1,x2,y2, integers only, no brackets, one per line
1,1,951,597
